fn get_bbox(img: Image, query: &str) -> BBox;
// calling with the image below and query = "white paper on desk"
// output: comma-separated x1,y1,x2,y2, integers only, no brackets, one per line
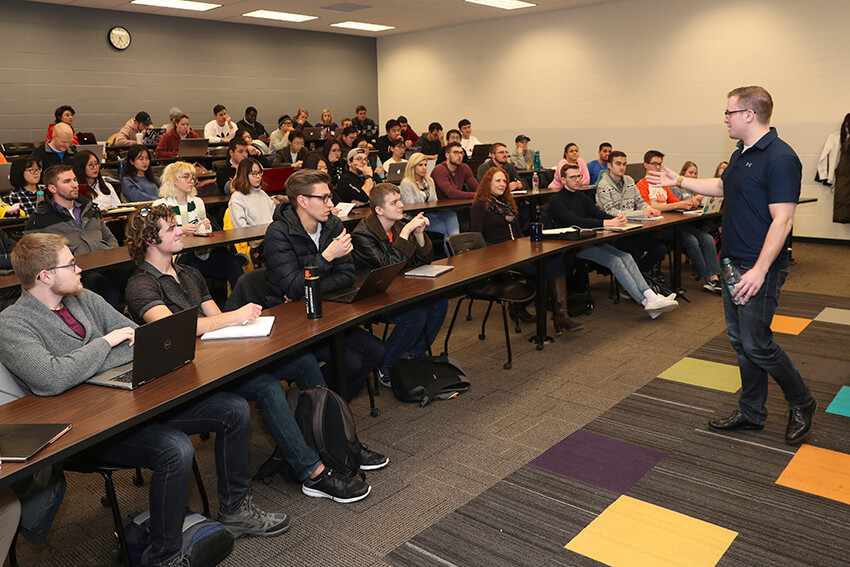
625,214,664,221
336,202,356,218
201,316,275,340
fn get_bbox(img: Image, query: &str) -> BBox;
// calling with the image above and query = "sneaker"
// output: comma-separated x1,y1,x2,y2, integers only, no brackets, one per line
152,553,191,567
703,279,723,294
219,494,290,538
376,367,392,388
302,466,371,503
644,295,678,319
358,442,389,470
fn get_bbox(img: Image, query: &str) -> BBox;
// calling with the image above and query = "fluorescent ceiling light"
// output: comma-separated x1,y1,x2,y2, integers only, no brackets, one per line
331,21,395,32
131,0,220,11
465,0,536,10
243,10,318,23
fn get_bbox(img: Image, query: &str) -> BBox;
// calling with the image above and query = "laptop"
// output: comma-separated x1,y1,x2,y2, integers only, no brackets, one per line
87,308,198,390
470,144,492,158
404,264,454,278
385,161,406,183
74,143,106,162
144,127,166,146
683,196,724,216
0,163,12,193
178,138,209,158
324,262,406,304
262,167,295,193
0,423,73,462
302,127,325,142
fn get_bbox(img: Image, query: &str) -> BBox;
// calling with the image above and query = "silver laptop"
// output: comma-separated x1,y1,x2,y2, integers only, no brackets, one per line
404,264,454,278
385,162,406,183
178,138,209,158
74,143,106,163
0,163,12,193
87,308,198,390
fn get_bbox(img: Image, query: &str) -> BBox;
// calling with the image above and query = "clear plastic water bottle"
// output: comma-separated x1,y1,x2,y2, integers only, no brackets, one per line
36,189,45,205
721,258,742,305
531,172,539,193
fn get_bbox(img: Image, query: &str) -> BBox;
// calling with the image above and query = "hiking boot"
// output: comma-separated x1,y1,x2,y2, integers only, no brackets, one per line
302,466,371,503
219,495,290,538
358,442,389,470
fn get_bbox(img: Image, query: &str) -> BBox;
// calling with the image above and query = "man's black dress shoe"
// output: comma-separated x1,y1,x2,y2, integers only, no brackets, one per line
785,398,816,445
708,410,764,431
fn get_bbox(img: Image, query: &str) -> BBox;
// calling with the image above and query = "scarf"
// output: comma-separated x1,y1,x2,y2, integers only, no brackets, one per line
487,195,516,223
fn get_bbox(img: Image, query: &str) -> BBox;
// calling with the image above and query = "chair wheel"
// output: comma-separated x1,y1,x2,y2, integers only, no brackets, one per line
133,476,144,487
101,496,110,507
478,333,486,340
440,351,447,357
536,344,544,351
466,315,472,321
370,408,381,417
503,363,512,370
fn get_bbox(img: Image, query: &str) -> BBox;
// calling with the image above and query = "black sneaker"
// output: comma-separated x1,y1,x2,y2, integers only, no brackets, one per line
302,467,371,503
358,442,389,470
376,367,392,388
703,279,723,294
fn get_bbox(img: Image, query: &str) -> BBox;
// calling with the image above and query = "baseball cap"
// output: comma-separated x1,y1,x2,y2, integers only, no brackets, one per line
135,111,153,126
515,134,531,143
347,148,367,161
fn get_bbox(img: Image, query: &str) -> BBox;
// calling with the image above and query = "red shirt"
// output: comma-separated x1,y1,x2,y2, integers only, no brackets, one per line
54,303,86,339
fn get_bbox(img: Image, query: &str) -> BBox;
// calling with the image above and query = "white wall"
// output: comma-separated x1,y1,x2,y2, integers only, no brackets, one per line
377,0,850,240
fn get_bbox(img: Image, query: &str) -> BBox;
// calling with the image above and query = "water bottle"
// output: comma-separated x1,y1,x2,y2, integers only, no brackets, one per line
304,266,322,319
36,189,45,205
531,172,539,193
533,151,541,172
721,258,742,305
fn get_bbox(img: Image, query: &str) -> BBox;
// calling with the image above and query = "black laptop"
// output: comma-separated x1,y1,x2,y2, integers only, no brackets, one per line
302,127,325,142
324,262,406,304
86,308,198,390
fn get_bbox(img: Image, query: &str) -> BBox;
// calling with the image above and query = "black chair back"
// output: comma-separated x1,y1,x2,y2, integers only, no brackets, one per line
445,232,486,257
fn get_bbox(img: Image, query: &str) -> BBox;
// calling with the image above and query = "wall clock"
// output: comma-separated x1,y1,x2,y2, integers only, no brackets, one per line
108,26,131,50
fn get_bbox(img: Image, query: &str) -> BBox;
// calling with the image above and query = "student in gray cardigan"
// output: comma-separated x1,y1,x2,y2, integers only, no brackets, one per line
0,234,291,566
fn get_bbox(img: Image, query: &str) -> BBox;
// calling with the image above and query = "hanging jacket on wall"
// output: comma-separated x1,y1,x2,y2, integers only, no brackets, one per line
816,131,841,186
833,143,850,223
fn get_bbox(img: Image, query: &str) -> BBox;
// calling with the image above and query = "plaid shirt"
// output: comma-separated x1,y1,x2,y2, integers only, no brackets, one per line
7,187,40,216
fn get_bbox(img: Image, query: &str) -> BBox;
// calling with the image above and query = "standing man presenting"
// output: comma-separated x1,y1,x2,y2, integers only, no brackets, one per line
650,85,815,444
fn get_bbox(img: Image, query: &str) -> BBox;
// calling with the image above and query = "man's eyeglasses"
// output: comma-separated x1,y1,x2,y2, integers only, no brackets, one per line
566,174,583,181
724,109,752,117
303,193,333,204
49,260,76,271
648,161,663,167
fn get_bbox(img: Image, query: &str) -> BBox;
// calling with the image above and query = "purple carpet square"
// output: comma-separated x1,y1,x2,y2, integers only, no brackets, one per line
531,429,666,494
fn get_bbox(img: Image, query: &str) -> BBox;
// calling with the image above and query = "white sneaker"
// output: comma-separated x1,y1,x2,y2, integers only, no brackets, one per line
643,295,678,319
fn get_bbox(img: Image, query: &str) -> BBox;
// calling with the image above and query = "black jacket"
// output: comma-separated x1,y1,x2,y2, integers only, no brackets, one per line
336,170,381,205
272,147,309,168
547,188,613,228
32,144,74,182
24,198,118,254
264,203,354,306
351,213,433,279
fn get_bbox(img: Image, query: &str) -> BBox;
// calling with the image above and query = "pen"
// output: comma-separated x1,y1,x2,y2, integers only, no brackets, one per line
241,320,250,326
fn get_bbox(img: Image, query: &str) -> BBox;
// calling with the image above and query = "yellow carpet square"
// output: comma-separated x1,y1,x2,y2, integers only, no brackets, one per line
658,358,741,393
566,495,737,567
776,444,850,505
770,315,811,335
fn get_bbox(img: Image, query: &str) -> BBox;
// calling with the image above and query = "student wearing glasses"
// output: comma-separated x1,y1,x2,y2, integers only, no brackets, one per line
7,157,43,216
72,150,122,211
264,169,384,400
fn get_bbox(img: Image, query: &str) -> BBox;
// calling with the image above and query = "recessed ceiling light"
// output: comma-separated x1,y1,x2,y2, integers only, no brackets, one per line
330,21,395,32
465,0,536,10
130,0,221,11
243,10,318,23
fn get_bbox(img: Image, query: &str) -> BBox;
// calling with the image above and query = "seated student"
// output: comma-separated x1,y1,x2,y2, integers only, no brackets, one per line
234,128,271,163
229,158,276,228
436,129,470,165
510,135,534,171
236,106,268,142
471,168,584,331
153,161,244,289
216,138,251,195
322,139,345,187
316,108,338,137
33,122,75,176
432,142,478,200
586,142,612,185
336,126,358,155
124,205,379,503
302,153,330,175
268,114,294,153
397,115,418,147
476,143,528,191
713,161,728,178
114,111,153,147
293,107,312,130
272,130,309,168
636,151,722,293
0,233,291,567
45,105,79,145
351,184,449,386
161,106,183,131
375,119,402,162
73,150,122,210
595,150,668,272
264,169,384,400
339,117,353,130
121,145,160,202
414,122,444,159
155,112,200,158
549,143,590,189
337,148,381,206
458,118,482,157
7,157,43,216
400,152,459,240
204,104,237,143
351,105,377,146
671,160,702,201
382,138,408,171
548,163,679,318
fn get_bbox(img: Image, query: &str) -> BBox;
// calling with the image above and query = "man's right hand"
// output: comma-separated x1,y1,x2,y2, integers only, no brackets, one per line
648,164,679,187
104,327,135,347
322,229,353,261
604,214,627,228
236,303,262,323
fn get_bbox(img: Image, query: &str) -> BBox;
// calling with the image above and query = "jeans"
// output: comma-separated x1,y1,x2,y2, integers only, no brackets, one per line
230,352,325,482
382,298,449,369
654,226,721,280
425,211,460,255
92,392,252,565
314,327,384,401
181,248,245,289
577,243,649,303
615,233,667,272
723,255,812,424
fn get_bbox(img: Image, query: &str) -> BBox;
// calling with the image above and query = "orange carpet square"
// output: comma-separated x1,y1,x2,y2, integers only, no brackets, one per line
776,444,850,505
770,315,811,335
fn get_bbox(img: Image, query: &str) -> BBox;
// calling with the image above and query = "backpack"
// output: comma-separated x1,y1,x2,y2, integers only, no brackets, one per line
390,355,470,407
270,386,363,483
123,509,234,567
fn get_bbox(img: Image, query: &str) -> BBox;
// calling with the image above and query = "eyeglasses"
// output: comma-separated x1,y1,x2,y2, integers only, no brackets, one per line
178,174,197,182
25,167,41,174
724,109,752,117
303,193,333,204
566,174,583,181
49,259,76,271
648,161,663,167
249,170,264,177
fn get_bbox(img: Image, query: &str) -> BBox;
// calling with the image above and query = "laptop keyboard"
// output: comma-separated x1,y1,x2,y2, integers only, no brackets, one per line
328,288,358,303
110,369,134,384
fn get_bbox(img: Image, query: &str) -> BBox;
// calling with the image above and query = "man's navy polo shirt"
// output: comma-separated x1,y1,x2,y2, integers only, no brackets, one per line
720,127,800,266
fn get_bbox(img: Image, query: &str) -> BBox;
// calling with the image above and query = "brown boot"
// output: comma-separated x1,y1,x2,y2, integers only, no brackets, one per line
549,275,584,334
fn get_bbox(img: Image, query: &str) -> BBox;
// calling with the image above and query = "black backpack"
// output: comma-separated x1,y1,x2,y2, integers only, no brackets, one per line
390,355,470,407
271,386,364,483
123,509,233,567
